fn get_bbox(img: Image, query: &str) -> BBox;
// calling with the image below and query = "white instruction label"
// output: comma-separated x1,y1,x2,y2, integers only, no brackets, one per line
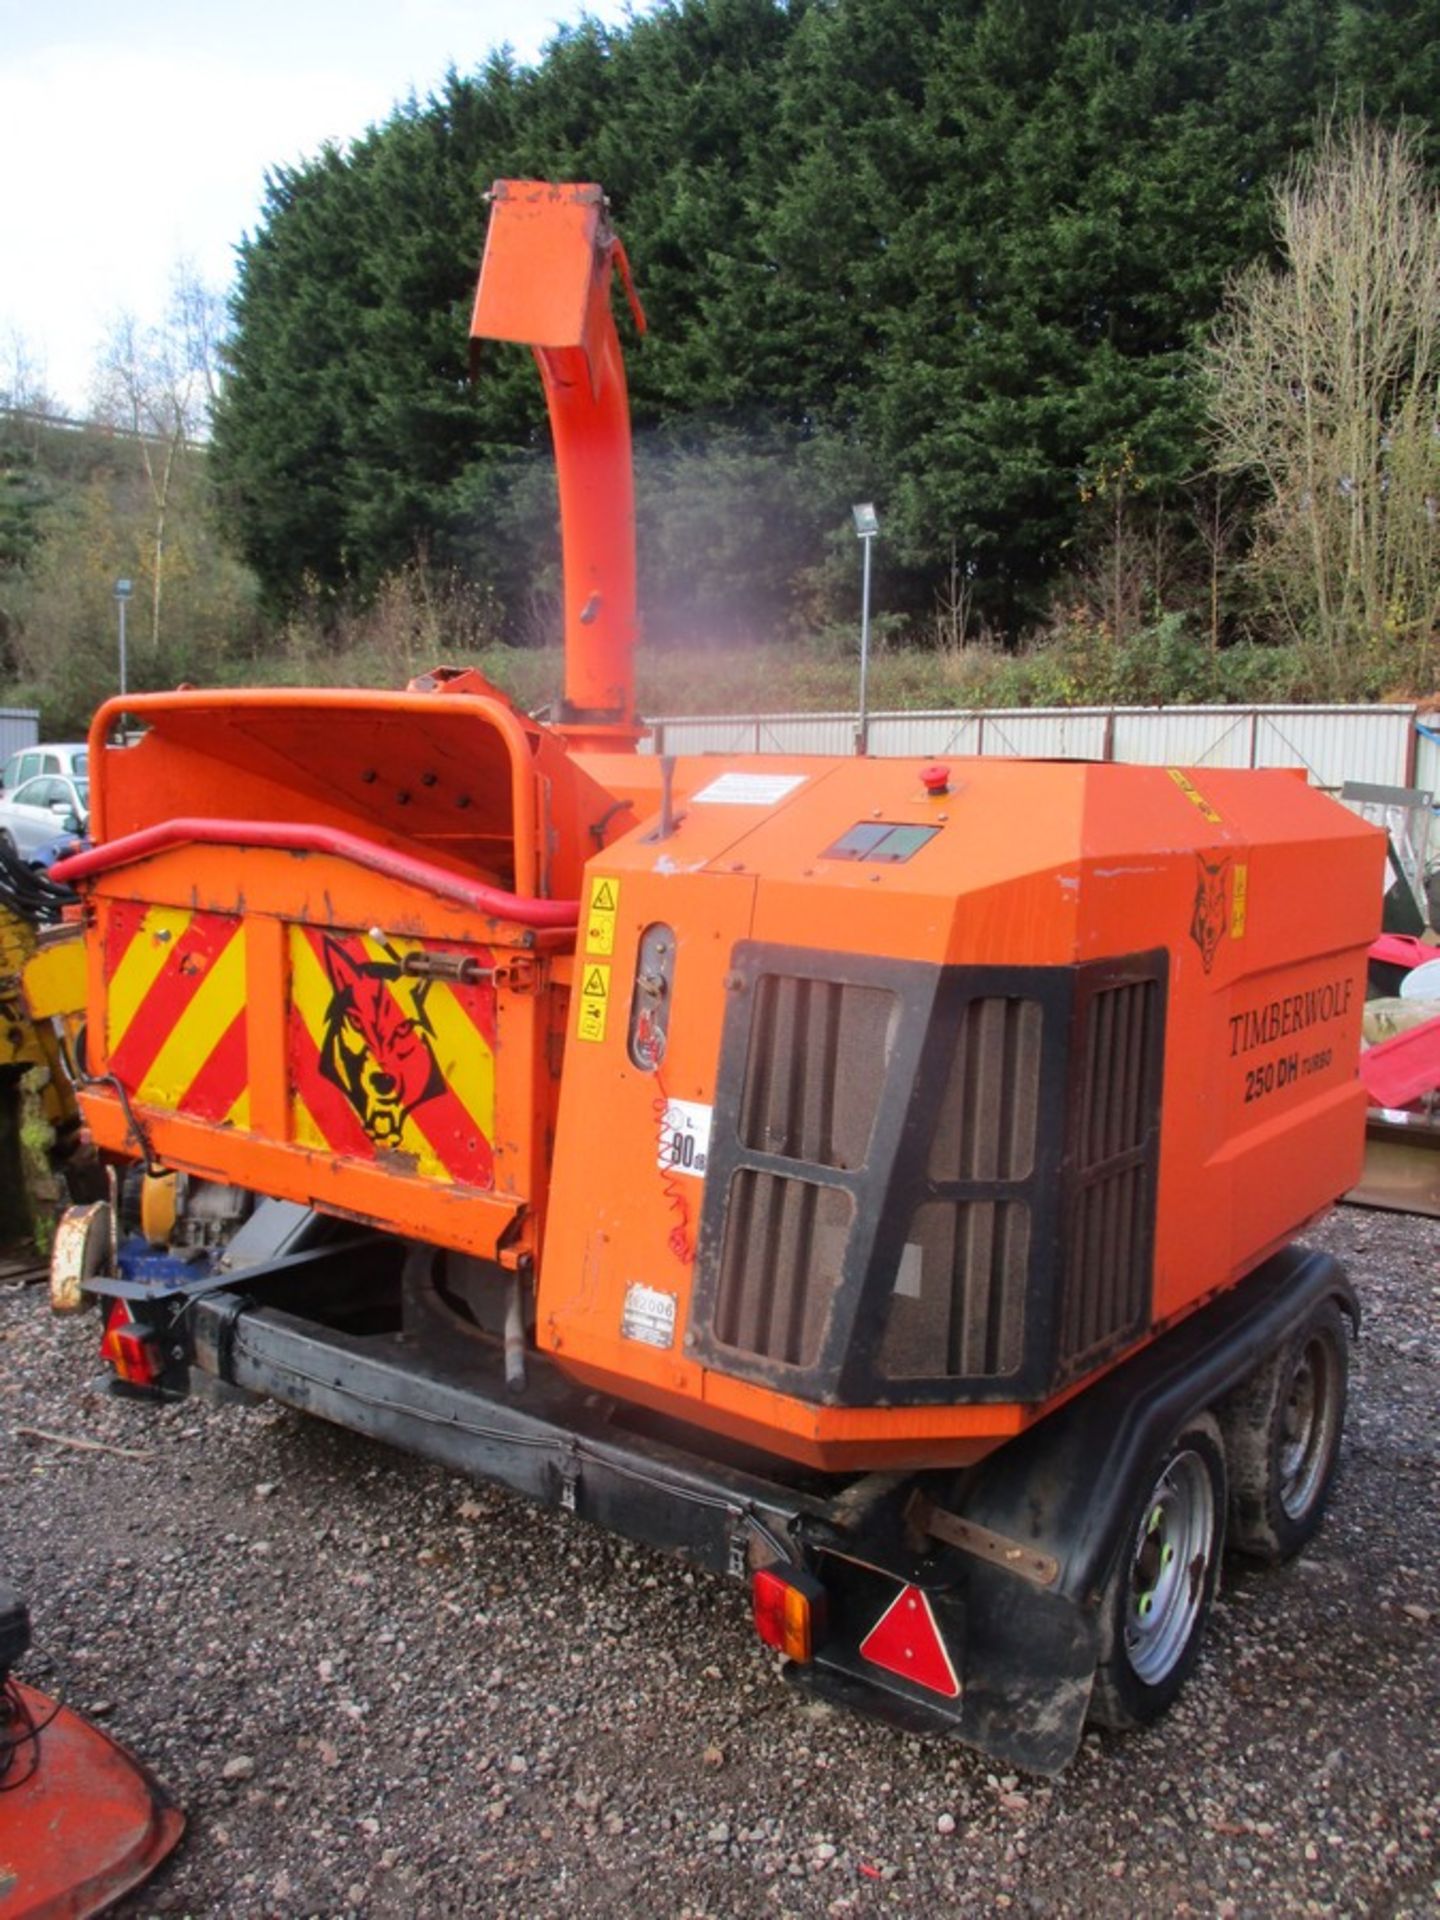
691,771,806,807
621,1282,678,1350
893,1241,923,1299
658,1099,712,1180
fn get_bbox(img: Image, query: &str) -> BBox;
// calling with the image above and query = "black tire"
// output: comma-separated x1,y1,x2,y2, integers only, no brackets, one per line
0,830,15,858
1221,1298,1348,1564
1089,1413,1227,1731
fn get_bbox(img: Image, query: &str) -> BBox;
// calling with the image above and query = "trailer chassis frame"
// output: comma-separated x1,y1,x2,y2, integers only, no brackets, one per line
95,1232,1356,1775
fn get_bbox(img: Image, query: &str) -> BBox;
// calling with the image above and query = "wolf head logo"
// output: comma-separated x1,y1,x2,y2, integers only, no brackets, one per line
1189,853,1231,975
319,938,444,1145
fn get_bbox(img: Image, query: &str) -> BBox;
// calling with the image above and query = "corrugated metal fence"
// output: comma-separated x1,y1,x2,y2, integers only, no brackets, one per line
645,703,1429,795
0,708,39,766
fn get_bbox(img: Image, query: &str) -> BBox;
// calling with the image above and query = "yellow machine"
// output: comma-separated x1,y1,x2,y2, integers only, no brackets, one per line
0,855,96,1248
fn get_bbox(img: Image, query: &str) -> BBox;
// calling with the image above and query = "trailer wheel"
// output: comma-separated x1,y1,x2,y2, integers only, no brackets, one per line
1223,1298,1348,1564
1090,1414,1226,1730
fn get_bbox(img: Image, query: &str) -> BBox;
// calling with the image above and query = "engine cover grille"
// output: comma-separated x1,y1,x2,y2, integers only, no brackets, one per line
690,944,1166,1407
1057,965,1165,1376
714,1172,852,1369
739,975,896,1171
880,995,1045,1381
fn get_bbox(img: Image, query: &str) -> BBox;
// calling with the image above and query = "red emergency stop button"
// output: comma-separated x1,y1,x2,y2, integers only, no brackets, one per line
920,763,951,796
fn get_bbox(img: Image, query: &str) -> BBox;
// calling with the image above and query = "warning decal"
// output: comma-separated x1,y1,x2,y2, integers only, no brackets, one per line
1231,862,1249,940
691,771,806,808
1165,767,1223,825
586,875,620,955
576,962,611,1044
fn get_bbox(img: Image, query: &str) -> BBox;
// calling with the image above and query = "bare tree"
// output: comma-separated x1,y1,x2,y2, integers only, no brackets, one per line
0,327,59,441
89,264,228,652
169,260,229,418
932,542,978,653
1207,121,1440,695
1186,473,1250,654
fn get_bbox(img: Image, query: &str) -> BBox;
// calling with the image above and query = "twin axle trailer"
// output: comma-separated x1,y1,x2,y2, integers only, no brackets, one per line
44,183,1382,1774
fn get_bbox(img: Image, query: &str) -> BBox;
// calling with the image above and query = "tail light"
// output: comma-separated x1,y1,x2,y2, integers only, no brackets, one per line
751,1566,827,1663
99,1301,163,1389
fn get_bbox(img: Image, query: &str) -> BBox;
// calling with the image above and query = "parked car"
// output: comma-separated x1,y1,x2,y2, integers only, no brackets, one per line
0,741,89,793
26,826,89,872
0,773,89,861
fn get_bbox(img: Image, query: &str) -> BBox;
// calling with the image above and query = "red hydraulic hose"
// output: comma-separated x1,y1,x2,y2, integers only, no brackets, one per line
50,819,579,931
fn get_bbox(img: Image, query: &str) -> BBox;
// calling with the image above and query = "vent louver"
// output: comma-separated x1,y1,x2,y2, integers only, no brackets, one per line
1058,972,1163,1372
739,975,894,1170
714,1173,851,1368
882,997,1044,1380
711,978,895,1367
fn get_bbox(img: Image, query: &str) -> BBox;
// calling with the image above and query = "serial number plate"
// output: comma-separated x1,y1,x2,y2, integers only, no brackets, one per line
621,1282,677,1350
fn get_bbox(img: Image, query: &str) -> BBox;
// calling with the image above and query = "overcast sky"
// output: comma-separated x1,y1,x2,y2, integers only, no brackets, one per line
0,0,642,414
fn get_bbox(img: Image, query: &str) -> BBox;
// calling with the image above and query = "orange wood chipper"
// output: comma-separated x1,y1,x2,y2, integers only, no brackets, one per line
38,182,1383,1772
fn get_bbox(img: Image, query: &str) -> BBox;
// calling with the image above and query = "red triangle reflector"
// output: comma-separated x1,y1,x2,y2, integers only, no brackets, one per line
858,1583,959,1698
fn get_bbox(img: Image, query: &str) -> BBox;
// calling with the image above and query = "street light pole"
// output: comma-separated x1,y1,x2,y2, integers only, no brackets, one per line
851,504,879,754
114,577,133,698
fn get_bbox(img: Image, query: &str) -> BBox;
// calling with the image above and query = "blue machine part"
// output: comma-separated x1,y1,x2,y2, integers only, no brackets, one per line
114,1237,215,1290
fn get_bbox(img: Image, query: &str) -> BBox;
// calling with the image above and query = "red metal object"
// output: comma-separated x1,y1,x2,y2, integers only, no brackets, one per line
0,1682,184,1916
1359,1012,1440,1109
1369,933,1432,972
51,819,580,931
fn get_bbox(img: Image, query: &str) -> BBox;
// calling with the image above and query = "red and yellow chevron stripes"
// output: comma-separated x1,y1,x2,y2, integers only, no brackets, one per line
104,903,250,1125
288,926,497,1189
102,908,499,1192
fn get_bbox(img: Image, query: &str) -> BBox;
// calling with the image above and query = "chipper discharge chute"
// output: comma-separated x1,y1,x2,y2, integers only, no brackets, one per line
45,182,1385,1774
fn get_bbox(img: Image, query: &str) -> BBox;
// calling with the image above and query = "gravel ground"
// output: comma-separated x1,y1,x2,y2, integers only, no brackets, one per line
2,1204,1437,1919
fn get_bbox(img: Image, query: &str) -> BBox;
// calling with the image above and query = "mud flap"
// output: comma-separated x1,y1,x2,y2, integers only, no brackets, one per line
787,1551,1097,1777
